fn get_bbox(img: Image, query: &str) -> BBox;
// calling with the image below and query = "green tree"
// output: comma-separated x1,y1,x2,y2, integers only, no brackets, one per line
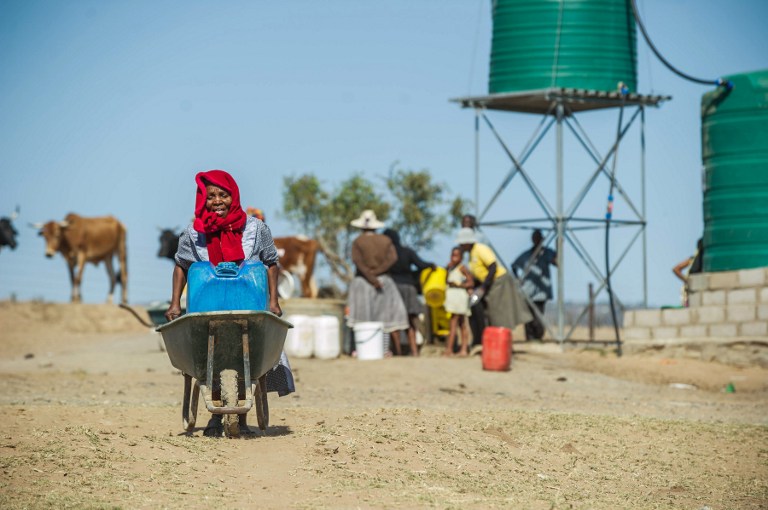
282,167,469,285
385,168,469,251
281,174,326,234
282,173,389,283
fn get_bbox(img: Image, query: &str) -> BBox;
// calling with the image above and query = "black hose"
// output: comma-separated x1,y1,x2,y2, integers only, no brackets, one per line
630,0,731,88
605,93,626,356
605,208,622,357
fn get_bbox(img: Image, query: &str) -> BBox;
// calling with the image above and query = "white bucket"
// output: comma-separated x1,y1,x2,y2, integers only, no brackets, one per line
284,315,314,358
313,315,340,359
354,321,384,360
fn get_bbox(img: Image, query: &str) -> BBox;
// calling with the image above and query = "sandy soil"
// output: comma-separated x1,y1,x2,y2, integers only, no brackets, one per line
0,301,766,509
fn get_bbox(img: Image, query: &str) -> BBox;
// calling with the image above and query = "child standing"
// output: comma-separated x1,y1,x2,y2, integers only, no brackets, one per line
443,246,473,356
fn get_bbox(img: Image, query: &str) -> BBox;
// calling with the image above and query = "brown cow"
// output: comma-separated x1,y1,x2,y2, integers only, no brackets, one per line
34,213,128,304
274,236,319,298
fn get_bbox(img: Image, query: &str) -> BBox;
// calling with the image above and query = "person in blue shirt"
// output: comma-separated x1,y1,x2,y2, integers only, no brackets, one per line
512,229,557,340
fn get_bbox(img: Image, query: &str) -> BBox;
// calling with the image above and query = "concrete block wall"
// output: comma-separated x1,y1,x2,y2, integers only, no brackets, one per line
623,267,768,341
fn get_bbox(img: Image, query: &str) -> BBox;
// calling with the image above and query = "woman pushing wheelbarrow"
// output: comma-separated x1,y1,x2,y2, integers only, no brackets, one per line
160,169,295,437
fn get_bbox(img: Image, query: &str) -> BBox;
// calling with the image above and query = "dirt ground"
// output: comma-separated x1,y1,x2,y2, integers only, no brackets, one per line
0,301,766,509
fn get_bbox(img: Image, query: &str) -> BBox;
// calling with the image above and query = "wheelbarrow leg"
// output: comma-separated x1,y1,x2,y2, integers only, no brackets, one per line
182,374,199,431
191,382,200,428
255,374,269,432
221,369,240,438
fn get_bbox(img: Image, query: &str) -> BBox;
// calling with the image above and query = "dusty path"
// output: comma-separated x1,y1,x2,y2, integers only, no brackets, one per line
0,302,766,509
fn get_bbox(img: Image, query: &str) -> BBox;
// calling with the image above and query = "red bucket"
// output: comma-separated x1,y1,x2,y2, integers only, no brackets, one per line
482,326,512,371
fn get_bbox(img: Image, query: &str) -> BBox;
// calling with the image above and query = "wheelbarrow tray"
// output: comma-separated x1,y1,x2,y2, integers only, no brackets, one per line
157,310,292,383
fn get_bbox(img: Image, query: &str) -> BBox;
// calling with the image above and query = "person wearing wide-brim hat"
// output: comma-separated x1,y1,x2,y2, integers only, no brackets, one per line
347,210,409,356
455,227,532,333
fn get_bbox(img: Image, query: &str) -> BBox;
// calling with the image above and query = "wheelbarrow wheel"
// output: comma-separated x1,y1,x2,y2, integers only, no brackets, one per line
255,374,269,431
182,374,199,431
220,369,240,438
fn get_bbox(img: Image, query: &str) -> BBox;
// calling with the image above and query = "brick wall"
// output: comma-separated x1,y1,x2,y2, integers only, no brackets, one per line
623,267,768,341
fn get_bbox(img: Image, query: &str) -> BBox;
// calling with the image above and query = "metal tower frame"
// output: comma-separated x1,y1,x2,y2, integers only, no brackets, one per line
452,88,670,343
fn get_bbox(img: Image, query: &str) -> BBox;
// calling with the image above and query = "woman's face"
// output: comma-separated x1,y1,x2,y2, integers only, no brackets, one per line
205,184,232,218
450,248,462,265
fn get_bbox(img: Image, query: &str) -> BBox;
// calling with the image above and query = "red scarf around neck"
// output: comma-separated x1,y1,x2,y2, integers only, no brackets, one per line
192,170,247,265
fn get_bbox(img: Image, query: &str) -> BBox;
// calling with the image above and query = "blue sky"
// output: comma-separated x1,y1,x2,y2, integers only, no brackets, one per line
0,0,765,307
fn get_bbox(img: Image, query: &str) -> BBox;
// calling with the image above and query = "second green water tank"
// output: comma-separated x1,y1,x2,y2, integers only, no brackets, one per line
702,69,768,272
489,0,637,94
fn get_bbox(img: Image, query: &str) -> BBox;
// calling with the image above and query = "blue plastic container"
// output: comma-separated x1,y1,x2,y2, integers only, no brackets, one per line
187,261,269,313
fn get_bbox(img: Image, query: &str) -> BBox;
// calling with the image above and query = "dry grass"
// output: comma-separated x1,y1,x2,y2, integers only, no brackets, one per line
1,403,767,509
1,302,766,509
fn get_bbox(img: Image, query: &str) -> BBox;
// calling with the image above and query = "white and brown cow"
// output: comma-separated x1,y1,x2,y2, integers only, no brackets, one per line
33,213,128,304
274,236,319,298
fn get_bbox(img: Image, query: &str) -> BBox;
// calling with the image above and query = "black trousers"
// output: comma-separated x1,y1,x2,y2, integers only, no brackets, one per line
469,300,487,346
524,301,547,340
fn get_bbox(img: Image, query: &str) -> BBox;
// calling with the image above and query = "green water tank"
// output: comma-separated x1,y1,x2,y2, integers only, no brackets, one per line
489,0,637,94
702,69,768,272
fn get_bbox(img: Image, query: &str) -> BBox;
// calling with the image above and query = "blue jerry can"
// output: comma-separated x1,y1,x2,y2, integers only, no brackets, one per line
187,261,269,313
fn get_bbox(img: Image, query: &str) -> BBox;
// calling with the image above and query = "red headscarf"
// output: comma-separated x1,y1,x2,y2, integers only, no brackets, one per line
193,170,247,265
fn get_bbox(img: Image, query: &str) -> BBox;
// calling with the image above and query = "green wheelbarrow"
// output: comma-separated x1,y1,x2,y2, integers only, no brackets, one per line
157,310,293,437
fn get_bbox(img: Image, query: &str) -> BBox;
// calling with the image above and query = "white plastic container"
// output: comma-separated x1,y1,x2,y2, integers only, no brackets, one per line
354,321,384,360
284,314,314,358
313,315,340,359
